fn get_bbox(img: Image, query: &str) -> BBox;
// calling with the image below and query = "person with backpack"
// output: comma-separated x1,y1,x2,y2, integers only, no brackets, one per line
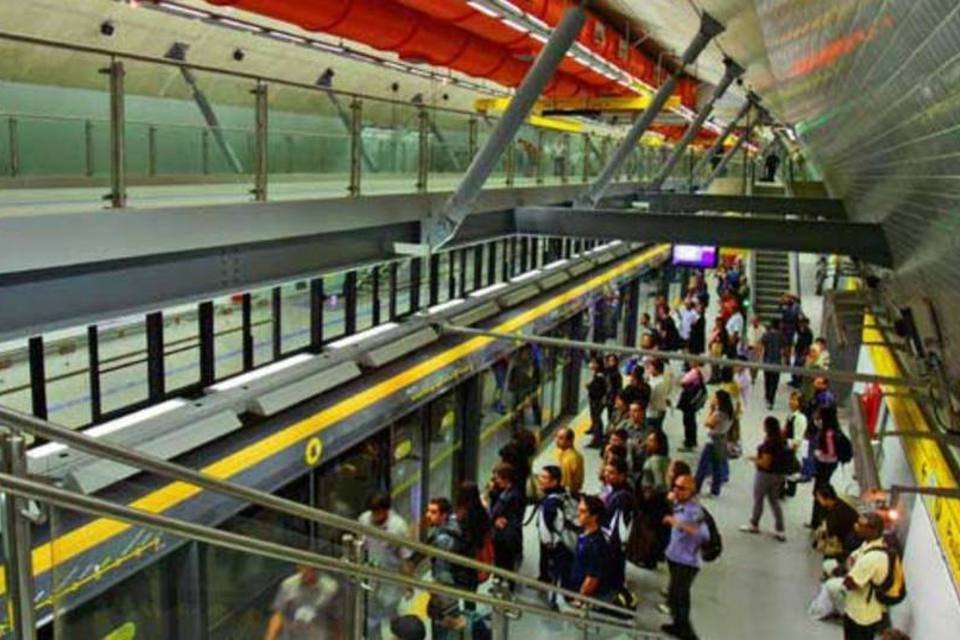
569,495,617,606
739,417,789,541
534,465,578,606
424,497,471,640
842,512,902,639
601,456,635,593
677,363,707,451
659,472,711,640
488,463,525,582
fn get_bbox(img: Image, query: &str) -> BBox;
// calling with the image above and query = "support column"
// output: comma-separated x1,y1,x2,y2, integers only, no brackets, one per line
576,12,724,207
252,81,268,202
348,98,363,197
703,106,763,190
416,105,429,193
562,132,571,184
648,57,743,190
691,93,754,178
535,129,545,185
468,115,479,160
103,60,126,208
419,2,588,249
7,117,19,178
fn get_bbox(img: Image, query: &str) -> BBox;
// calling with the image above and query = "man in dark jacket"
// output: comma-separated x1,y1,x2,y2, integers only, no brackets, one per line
586,357,608,448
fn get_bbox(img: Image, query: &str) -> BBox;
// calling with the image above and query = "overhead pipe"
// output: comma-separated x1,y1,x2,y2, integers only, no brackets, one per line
691,92,755,178
420,1,588,250
647,57,743,190
701,106,764,190
575,11,725,208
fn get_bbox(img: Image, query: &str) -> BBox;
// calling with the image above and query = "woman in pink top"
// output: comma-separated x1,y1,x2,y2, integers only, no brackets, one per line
809,405,840,528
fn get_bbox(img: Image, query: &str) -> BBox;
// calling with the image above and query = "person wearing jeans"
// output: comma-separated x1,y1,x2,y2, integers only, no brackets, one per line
759,319,784,410
658,472,710,640
694,390,734,496
739,417,787,541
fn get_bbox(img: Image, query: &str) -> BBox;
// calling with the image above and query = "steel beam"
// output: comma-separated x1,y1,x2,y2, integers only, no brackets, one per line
421,2,587,250
632,193,848,219
649,57,743,190
252,82,268,201
577,12,725,207
103,60,126,208
692,94,754,178
515,206,894,266
702,107,762,189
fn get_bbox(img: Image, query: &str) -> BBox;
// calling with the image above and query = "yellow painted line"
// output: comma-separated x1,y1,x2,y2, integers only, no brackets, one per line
7,244,670,593
863,311,960,594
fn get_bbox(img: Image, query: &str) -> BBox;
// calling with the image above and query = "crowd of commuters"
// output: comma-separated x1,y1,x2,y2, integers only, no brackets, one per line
265,263,908,640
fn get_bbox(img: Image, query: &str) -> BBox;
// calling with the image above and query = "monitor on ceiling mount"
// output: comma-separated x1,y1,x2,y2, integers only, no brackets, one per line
671,244,719,269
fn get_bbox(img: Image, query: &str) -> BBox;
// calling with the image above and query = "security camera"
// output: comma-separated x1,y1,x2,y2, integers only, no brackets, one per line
100,20,115,37
233,48,245,62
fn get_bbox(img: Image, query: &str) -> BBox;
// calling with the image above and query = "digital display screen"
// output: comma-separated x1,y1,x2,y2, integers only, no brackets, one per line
672,244,718,268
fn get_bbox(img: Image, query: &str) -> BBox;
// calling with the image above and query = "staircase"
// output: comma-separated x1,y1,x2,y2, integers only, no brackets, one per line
753,250,791,323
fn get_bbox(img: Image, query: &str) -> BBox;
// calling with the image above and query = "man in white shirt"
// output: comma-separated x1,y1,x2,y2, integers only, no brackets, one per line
842,513,890,639
646,359,671,431
746,317,764,384
358,493,415,639
678,300,700,347
725,310,745,356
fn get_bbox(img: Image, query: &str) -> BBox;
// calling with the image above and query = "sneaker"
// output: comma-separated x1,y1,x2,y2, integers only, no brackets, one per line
738,524,760,534
656,603,672,616
772,531,787,542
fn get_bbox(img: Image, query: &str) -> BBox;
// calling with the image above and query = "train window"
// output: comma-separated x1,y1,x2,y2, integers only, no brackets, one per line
163,303,201,396
390,410,425,527
98,317,149,416
317,435,388,523
279,281,311,354
246,287,274,367
39,329,92,430
477,358,517,484
355,267,376,333
322,272,347,343
213,294,244,380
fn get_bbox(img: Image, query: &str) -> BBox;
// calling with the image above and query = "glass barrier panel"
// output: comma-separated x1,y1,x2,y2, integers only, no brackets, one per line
123,61,257,210
213,294,245,380
43,329,91,430
0,339,32,428
356,266,377,333
97,317,148,416
266,81,351,202
428,110,471,192
363,100,420,195
248,287,274,367
163,304,200,395
322,272,347,343
279,280,312,355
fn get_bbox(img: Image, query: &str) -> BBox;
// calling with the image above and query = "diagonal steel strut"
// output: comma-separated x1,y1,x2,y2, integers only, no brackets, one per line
701,106,763,189
419,2,588,251
648,57,743,190
575,12,725,208
691,92,755,178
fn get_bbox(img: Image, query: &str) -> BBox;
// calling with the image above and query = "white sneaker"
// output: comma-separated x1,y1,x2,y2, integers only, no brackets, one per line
772,531,787,542
738,524,760,534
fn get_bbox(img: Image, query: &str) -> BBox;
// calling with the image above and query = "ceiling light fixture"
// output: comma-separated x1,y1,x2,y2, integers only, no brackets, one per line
466,0,500,18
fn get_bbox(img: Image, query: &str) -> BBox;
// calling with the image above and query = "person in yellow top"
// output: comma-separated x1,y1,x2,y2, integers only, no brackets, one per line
843,512,890,639
554,427,584,495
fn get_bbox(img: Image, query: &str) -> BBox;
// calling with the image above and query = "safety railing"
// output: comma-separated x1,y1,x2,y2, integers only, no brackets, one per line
0,30,651,209
0,405,659,637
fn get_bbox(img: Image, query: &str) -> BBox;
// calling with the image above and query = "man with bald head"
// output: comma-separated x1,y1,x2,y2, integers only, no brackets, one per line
555,427,584,495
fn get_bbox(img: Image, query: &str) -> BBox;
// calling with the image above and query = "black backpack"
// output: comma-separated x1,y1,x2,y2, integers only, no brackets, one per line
700,507,723,562
834,429,853,464
867,534,907,606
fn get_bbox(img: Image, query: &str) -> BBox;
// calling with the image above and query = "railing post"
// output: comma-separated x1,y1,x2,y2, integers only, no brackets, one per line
535,129,545,185
251,81,268,202
84,119,94,177
1,432,38,640
102,60,126,207
7,117,18,178
341,533,367,640
416,105,429,193
489,577,512,640
505,137,515,187
148,125,157,177
349,98,362,197
202,129,210,175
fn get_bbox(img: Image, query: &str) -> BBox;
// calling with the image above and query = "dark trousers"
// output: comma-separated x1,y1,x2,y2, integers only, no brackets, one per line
682,409,697,448
694,441,725,496
538,543,573,605
810,461,838,527
843,616,881,640
667,560,699,639
588,402,605,442
763,370,780,407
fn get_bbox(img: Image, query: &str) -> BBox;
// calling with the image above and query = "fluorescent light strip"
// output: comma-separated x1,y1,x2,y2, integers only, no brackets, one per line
29,398,189,458
208,353,314,391
469,282,509,298
423,299,467,315
327,323,399,349
311,41,345,54
157,2,211,19
491,0,523,16
268,31,306,44
529,32,548,44
466,0,500,18
501,18,529,33
543,259,569,270
216,17,263,32
528,16,549,30
510,269,542,283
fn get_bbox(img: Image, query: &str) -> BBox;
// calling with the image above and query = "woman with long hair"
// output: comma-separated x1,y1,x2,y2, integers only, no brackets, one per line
694,390,735,496
455,481,492,592
740,416,788,541
809,406,840,528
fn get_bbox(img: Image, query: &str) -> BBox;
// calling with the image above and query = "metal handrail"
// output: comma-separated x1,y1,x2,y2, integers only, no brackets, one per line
0,406,639,619
0,471,663,638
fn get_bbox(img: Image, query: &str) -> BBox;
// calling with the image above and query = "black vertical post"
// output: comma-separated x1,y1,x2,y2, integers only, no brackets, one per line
473,245,483,291
564,238,572,259
458,249,468,297
500,239,509,282
509,237,518,277
344,271,358,336
410,258,422,313
520,236,530,272
146,312,165,402
563,313,584,415
625,278,641,347
389,263,399,320
272,287,282,359
241,293,254,370
429,254,440,307
531,237,540,269
461,375,481,483
28,336,47,420
199,301,215,386
310,279,324,350
487,241,497,286
447,251,456,300
372,266,381,326
87,326,102,423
